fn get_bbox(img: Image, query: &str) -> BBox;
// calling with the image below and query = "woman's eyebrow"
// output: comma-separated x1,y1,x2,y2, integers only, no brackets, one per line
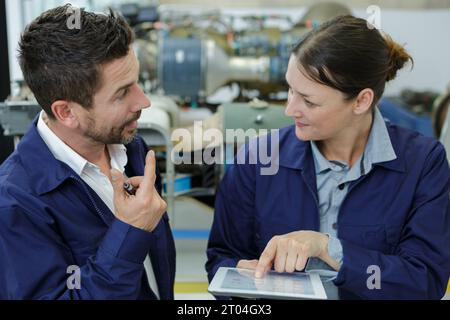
285,78,315,98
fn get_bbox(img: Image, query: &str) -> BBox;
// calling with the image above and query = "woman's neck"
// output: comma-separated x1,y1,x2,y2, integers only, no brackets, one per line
317,113,374,167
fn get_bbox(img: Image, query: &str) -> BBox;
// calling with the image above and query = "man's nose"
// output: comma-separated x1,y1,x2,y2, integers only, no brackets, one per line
131,85,151,112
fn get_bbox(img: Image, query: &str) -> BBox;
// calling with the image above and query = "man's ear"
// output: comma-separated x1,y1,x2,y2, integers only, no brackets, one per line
50,100,79,128
352,89,374,115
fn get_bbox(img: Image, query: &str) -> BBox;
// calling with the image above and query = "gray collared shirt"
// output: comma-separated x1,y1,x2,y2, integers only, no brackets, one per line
305,107,397,273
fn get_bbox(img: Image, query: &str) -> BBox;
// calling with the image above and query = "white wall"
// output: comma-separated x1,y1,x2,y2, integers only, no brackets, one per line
5,1,450,96
353,9,450,95
6,0,24,90
160,0,450,9
220,7,450,95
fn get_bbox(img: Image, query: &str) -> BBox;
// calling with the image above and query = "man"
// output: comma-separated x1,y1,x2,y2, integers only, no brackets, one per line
0,5,175,299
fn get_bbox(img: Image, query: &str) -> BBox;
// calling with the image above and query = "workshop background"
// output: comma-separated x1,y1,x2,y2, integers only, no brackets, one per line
1,0,450,300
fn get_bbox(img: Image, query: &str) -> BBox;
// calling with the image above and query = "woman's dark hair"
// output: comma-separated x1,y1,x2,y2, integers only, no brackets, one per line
292,15,413,106
18,4,135,118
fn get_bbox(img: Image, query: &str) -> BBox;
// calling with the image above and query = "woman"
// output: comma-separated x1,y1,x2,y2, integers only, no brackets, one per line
206,15,450,299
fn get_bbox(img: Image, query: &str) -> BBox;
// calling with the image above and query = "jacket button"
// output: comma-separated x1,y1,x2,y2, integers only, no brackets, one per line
338,184,345,190
332,223,338,230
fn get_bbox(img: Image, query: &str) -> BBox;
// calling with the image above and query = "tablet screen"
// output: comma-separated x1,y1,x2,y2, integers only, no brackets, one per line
208,267,327,300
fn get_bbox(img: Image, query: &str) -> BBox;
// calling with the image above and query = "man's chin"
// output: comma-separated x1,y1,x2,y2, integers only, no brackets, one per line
121,129,138,145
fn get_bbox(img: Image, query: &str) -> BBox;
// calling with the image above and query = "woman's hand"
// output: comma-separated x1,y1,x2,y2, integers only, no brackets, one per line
236,259,259,270
254,231,339,278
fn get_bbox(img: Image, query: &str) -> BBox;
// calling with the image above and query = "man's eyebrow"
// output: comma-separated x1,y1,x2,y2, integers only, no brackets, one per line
112,81,134,97
112,63,141,98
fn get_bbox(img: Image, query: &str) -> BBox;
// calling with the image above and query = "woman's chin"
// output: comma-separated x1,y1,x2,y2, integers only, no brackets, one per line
295,126,312,141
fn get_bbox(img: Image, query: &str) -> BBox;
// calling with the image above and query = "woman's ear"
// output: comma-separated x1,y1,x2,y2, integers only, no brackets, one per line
353,89,375,115
50,100,79,129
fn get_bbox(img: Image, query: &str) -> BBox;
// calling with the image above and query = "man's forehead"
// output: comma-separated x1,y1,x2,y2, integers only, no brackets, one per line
102,50,138,81
96,50,138,95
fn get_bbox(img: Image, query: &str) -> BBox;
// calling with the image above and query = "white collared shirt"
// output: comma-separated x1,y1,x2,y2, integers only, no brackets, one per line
37,112,160,299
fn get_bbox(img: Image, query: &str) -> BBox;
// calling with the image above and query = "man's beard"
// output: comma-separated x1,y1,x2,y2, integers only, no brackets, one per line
84,112,141,145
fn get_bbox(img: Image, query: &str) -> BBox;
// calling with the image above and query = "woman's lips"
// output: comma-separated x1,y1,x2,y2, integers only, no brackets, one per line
295,120,309,128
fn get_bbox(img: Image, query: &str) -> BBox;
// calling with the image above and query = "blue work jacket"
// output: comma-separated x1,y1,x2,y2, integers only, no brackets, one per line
0,118,176,300
206,124,450,299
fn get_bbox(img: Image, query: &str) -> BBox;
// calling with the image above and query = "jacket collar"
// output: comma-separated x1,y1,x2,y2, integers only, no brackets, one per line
372,126,406,173
18,115,138,196
18,116,78,195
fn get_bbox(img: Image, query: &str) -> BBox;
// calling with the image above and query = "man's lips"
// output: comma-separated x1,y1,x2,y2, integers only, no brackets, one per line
126,120,138,129
124,113,141,130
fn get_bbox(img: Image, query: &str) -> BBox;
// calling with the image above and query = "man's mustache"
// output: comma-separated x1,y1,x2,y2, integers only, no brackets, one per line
124,112,142,127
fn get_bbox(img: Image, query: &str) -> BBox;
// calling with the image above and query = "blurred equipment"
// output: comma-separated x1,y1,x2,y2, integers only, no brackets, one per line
119,3,159,26
0,127,14,165
172,100,293,182
159,37,276,101
0,0,10,101
439,95,450,163
0,101,40,137
172,99,291,153
432,90,450,138
137,96,177,221
123,2,352,104
379,88,440,138
399,89,439,116
0,0,14,163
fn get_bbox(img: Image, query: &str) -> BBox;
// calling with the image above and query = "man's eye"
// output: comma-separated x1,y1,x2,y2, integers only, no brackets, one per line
119,88,129,99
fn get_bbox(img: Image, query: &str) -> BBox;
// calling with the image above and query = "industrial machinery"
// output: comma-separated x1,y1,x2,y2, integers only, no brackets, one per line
123,2,352,104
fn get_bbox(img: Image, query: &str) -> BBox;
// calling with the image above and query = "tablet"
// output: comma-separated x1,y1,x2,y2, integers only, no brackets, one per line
208,267,328,300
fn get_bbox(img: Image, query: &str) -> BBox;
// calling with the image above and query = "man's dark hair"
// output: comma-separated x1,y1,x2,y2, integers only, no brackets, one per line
18,4,135,118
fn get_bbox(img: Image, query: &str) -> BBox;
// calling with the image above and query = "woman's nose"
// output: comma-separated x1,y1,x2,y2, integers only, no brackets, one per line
285,99,303,118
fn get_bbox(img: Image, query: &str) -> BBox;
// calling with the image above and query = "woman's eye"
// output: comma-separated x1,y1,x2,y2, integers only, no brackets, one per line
304,99,316,107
